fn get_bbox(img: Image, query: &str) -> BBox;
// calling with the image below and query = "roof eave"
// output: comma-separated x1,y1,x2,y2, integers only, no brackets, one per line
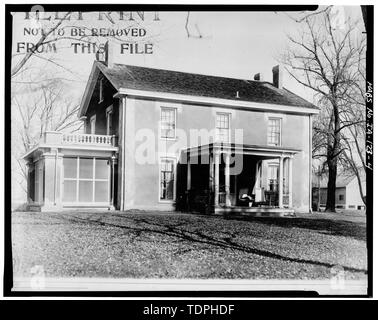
78,62,101,118
78,61,121,118
118,88,319,115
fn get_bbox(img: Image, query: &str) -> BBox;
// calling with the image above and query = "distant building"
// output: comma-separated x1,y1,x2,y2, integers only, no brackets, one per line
312,170,366,211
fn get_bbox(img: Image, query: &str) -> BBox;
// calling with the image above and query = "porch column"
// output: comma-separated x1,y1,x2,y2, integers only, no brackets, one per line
214,150,220,206
224,152,231,206
288,157,293,208
255,161,261,189
35,158,44,204
26,161,32,204
187,156,191,191
117,96,126,211
110,155,117,210
42,148,63,211
209,154,214,191
278,156,284,208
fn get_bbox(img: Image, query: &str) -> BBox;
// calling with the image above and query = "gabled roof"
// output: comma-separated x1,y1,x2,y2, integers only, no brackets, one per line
79,61,318,117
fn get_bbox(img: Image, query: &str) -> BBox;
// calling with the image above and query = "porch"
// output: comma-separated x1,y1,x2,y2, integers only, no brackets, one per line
180,143,299,216
23,131,118,211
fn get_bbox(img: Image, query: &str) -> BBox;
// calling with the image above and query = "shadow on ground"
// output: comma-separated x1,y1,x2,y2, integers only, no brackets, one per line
222,216,366,242
56,212,367,276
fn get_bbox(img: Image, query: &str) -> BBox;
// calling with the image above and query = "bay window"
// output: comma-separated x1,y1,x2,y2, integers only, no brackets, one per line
63,157,110,204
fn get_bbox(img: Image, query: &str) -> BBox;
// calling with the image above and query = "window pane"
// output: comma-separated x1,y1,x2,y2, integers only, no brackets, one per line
63,180,77,202
160,160,174,200
79,158,93,179
268,119,281,146
216,113,230,142
95,181,109,202
268,166,278,179
161,108,176,138
63,158,77,179
216,128,229,142
79,181,93,202
217,114,229,129
95,159,109,180
268,165,278,191
166,180,174,199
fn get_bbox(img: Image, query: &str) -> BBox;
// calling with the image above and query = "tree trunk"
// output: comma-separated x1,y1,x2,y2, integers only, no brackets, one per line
354,168,366,206
325,101,340,212
325,157,337,212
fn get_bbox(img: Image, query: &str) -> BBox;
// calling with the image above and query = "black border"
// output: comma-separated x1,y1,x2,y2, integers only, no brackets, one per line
0,300,372,317
3,4,373,299
364,5,374,299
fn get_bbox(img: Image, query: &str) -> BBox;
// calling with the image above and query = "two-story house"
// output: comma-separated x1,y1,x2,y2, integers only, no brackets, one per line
23,49,319,215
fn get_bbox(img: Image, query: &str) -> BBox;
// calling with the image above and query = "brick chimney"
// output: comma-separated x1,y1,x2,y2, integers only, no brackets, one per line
106,40,114,68
272,65,283,89
253,73,263,81
96,40,114,68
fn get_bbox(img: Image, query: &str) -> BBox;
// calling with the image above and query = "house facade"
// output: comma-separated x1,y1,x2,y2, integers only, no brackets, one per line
23,53,319,215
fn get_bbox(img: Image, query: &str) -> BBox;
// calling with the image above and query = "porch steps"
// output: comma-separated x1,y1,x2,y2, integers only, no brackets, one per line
214,206,295,217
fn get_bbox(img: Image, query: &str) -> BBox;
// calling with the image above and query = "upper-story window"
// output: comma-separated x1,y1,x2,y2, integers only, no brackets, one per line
160,107,176,139
90,115,96,134
215,112,230,143
99,78,104,103
106,105,113,135
268,118,281,146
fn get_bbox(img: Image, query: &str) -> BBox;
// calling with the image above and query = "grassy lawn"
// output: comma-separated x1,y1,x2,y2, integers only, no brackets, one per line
12,211,367,280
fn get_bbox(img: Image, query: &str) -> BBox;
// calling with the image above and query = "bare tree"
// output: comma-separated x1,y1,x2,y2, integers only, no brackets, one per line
282,7,366,212
185,12,209,39
312,105,332,160
12,79,82,195
339,64,366,205
12,12,72,78
341,127,366,205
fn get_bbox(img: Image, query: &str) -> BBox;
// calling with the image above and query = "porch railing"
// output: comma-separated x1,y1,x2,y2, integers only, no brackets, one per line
62,133,115,146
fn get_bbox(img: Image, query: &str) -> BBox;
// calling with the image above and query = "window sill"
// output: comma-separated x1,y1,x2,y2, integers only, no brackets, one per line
159,199,175,204
160,137,177,141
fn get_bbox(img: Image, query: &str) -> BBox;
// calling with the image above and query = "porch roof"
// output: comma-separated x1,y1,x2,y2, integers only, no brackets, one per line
183,142,301,158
